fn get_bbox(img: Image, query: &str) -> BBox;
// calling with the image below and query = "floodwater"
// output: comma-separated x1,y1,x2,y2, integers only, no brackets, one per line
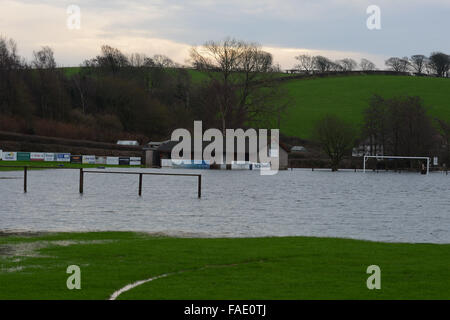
0,168,448,243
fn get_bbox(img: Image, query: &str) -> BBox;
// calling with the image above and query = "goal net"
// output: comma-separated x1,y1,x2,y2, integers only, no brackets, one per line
363,155,430,174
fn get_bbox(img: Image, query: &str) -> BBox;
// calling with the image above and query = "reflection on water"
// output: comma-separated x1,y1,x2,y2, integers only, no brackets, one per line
0,168,448,243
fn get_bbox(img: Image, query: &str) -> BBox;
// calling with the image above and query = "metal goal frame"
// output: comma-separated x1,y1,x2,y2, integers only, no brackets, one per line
363,155,430,175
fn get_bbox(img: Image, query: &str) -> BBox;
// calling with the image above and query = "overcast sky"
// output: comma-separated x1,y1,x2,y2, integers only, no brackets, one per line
2,0,449,69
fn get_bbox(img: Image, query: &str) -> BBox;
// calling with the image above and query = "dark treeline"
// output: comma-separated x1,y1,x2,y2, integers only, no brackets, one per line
0,38,197,143
363,95,436,157
293,53,450,77
0,37,285,144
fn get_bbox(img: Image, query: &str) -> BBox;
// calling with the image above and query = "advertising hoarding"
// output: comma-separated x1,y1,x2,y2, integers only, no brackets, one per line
17,152,31,161
106,157,119,165
70,155,82,164
119,157,130,165
130,157,141,166
56,153,71,162
44,153,55,162
30,153,45,161
2,152,17,161
82,155,96,164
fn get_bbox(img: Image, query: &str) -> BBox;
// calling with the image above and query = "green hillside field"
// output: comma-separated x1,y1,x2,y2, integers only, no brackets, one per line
279,75,450,139
62,67,450,139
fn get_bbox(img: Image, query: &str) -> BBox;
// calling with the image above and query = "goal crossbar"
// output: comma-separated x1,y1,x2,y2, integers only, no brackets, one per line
363,155,430,174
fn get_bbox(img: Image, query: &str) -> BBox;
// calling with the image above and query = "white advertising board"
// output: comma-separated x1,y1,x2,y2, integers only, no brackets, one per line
44,153,55,162
231,161,251,170
130,157,141,166
433,157,438,166
2,152,17,161
130,161,141,166
56,153,71,162
30,153,45,161
252,163,271,169
95,156,106,165
82,155,96,164
106,157,119,165
161,159,172,167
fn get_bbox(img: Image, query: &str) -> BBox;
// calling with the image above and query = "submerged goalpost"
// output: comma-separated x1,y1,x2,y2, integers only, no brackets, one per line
363,155,430,175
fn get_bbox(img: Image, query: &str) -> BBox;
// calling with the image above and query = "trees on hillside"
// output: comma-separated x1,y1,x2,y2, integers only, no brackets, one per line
385,57,410,72
409,55,427,74
189,38,288,132
436,120,450,165
313,56,335,73
428,52,450,77
0,38,195,142
294,54,315,73
360,58,376,71
337,58,357,71
384,53,449,77
362,95,437,157
84,45,130,73
313,115,357,171
32,47,56,69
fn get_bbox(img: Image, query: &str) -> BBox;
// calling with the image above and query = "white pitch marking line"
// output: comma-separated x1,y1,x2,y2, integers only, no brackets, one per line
109,261,262,300
109,273,175,300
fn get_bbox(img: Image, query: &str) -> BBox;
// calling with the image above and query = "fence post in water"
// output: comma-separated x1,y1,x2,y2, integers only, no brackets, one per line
79,168,84,194
138,173,143,196
23,166,27,193
198,175,202,198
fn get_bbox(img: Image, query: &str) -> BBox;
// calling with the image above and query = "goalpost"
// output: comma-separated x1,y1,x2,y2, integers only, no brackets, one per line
363,155,430,175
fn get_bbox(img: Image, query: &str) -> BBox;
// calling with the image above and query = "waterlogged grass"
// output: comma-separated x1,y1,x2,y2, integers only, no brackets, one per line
0,161,143,171
0,232,448,300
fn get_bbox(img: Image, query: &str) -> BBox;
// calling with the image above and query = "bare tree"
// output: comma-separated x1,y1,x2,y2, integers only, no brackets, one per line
294,54,315,73
314,114,357,171
153,54,177,68
314,56,334,73
84,45,129,73
129,53,148,67
190,38,287,132
428,52,450,77
337,58,357,71
360,58,376,71
32,46,56,69
0,37,22,69
409,55,427,74
362,94,388,156
385,57,410,72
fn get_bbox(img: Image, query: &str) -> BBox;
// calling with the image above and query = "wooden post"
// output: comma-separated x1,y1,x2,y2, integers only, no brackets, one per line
79,168,84,194
138,173,143,196
198,175,201,198
24,166,27,193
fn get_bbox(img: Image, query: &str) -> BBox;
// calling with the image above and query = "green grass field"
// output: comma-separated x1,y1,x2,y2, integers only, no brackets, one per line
0,161,143,171
280,75,450,139
0,232,448,300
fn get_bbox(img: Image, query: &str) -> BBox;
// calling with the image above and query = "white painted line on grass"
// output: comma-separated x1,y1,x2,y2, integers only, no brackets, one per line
109,272,176,300
109,260,264,300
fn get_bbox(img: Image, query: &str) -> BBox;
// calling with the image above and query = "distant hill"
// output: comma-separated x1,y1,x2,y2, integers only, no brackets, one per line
62,68,450,140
